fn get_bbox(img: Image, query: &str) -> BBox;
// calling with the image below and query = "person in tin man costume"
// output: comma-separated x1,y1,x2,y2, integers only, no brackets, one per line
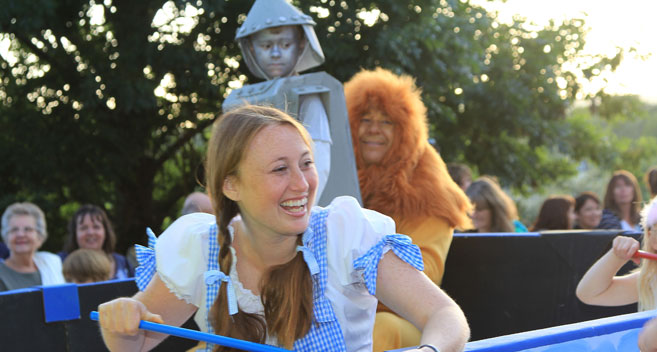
223,0,361,206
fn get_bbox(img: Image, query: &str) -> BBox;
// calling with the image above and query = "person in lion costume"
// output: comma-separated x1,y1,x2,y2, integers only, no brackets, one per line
345,68,472,351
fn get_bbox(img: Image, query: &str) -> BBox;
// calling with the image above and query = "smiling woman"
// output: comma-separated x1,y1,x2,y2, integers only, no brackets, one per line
0,202,65,292
96,104,469,352
59,204,133,280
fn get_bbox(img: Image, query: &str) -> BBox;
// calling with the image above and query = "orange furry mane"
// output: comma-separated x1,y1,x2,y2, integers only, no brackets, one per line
345,68,472,229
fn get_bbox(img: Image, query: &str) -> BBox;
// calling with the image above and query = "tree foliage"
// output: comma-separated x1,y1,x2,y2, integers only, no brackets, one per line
298,0,626,190
0,0,627,250
0,0,254,251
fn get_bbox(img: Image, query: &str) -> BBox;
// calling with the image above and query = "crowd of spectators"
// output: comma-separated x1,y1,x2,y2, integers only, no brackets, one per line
448,166,657,234
0,192,212,292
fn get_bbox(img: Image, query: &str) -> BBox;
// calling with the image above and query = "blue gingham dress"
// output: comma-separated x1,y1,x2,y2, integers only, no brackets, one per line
136,199,424,351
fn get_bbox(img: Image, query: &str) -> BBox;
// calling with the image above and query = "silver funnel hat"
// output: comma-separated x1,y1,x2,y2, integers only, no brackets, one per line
236,0,325,80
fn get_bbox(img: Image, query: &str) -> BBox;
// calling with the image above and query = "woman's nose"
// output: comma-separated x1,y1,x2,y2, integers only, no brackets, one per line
290,168,309,191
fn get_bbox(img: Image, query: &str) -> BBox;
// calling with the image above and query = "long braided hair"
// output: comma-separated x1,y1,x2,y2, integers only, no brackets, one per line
205,105,314,350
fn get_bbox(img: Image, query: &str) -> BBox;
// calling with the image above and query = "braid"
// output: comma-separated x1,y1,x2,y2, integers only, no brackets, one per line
217,199,236,273
261,235,313,348
210,196,313,350
211,198,267,352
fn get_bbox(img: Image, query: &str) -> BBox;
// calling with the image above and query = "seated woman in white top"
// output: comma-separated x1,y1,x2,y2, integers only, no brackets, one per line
98,105,469,352
0,202,65,292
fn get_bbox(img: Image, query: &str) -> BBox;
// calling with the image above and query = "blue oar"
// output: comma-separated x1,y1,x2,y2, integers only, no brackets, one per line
90,311,291,352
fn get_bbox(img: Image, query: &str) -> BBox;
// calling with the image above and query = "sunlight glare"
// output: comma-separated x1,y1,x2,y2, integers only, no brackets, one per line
472,0,657,103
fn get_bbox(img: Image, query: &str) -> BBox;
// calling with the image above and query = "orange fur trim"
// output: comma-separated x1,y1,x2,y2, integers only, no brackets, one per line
345,68,472,229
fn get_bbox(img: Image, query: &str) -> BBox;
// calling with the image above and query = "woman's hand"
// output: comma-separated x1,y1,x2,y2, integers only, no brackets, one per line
98,297,164,336
575,235,641,306
97,275,197,351
611,236,641,263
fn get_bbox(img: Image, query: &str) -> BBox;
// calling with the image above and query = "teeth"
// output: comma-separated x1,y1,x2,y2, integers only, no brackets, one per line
281,198,307,207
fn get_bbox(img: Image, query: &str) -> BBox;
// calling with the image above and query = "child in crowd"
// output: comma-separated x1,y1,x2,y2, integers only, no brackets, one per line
576,196,657,310
63,248,112,284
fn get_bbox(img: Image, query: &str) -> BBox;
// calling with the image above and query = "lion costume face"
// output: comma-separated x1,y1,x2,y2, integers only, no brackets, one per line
346,69,428,170
355,108,395,166
344,68,472,229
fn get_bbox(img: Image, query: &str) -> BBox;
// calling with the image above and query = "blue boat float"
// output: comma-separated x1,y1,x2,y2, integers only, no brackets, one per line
0,229,650,351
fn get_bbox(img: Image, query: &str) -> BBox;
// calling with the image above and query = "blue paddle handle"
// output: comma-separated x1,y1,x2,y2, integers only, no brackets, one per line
90,311,291,352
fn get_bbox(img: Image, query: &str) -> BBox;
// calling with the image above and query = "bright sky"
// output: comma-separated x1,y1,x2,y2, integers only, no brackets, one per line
475,0,657,103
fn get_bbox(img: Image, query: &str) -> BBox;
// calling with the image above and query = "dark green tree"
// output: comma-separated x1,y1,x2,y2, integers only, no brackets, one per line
0,0,254,251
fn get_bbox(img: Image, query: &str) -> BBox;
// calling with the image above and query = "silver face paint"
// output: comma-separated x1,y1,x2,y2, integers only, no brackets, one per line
250,26,302,78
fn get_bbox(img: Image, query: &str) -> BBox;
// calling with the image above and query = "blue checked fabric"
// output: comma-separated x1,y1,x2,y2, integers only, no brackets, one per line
202,208,347,351
292,208,347,352
204,223,221,352
295,245,319,275
353,234,424,296
134,228,158,291
138,207,408,351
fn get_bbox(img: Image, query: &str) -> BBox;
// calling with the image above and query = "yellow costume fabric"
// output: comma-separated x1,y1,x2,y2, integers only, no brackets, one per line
345,68,472,351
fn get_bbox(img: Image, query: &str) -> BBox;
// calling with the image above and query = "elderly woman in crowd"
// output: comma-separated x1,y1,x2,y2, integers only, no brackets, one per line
0,202,65,291
59,204,133,280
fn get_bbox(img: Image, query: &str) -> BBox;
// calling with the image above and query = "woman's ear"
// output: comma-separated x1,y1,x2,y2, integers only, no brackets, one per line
223,176,240,201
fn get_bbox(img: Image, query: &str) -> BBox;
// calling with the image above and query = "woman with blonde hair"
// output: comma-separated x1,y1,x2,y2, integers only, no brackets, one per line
97,105,469,352
576,196,657,311
466,176,527,233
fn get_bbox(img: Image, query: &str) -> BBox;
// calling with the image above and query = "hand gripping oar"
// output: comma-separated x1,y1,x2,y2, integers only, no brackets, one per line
633,250,657,261
90,311,290,352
